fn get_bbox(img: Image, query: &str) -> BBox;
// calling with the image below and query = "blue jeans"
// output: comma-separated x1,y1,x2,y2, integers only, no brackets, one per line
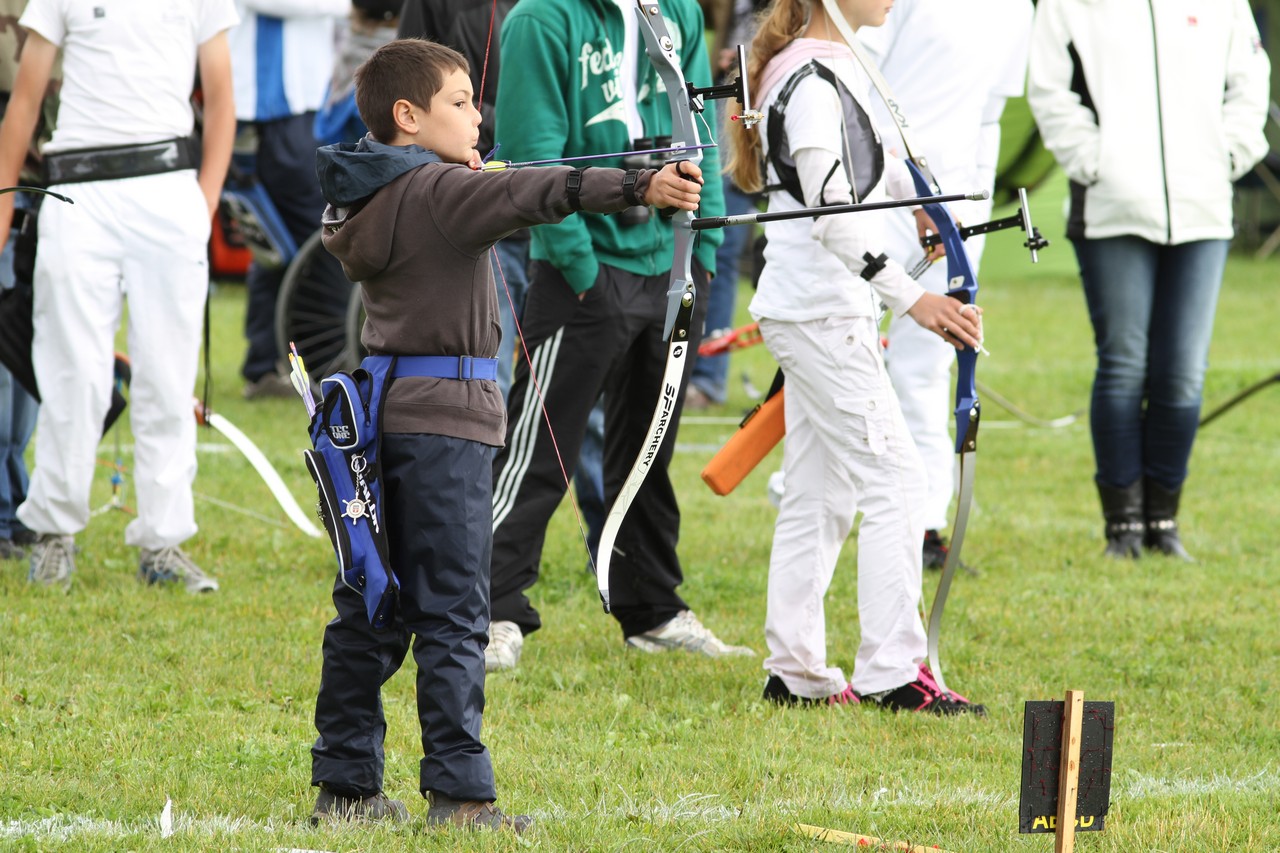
490,237,603,559
242,113,326,382
491,238,530,400
1,205,38,540
577,402,605,563
689,178,754,403
1073,236,1229,491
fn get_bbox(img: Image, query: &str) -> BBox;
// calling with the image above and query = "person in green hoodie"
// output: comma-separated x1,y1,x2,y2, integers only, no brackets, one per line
486,0,751,673
307,37,703,830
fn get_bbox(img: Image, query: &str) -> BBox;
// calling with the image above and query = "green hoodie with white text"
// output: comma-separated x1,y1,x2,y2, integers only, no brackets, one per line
494,0,724,293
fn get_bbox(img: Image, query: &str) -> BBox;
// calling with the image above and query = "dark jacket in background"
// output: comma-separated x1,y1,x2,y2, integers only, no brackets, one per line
398,0,518,156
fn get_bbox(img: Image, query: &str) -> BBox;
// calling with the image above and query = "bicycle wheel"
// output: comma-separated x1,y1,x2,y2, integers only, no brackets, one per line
275,229,362,380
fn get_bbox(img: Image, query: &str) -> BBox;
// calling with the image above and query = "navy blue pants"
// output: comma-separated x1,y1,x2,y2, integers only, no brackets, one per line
241,112,326,382
311,433,496,801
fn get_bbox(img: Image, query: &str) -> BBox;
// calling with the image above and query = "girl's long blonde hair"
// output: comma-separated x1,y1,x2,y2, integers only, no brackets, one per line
724,0,813,192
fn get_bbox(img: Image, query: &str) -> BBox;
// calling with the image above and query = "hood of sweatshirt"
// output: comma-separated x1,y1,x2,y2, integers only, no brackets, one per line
315,134,443,283
316,133,442,208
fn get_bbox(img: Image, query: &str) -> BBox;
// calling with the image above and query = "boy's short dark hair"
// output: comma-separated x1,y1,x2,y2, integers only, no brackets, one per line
355,39,470,143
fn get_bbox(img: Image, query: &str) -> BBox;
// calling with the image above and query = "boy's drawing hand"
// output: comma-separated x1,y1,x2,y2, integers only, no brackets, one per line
906,292,984,351
643,161,703,211
464,148,484,170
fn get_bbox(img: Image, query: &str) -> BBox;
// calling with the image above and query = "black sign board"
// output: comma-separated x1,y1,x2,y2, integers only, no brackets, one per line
1019,700,1115,834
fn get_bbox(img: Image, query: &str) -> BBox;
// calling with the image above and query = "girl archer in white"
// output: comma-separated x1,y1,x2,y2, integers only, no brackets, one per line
725,0,984,714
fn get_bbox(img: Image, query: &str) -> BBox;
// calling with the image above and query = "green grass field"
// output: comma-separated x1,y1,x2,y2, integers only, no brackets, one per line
2,172,1279,851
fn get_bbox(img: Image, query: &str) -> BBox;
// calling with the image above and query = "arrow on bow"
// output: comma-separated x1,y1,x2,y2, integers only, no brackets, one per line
479,142,717,171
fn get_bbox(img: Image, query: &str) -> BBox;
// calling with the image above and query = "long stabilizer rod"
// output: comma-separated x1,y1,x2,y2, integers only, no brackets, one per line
691,190,988,230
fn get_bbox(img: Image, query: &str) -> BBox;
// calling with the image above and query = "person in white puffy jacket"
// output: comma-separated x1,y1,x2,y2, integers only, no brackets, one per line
1027,0,1269,561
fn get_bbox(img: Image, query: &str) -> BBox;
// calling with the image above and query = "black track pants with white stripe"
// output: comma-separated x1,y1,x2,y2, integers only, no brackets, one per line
490,259,708,639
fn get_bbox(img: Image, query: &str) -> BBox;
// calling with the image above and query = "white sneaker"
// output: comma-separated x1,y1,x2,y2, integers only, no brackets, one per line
485,620,524,672
28,533,76,589
138,545,219,593
767,470,785,509
625,610,755,657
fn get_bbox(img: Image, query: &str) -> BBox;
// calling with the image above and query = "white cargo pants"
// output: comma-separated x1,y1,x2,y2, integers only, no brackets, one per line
760,315,929,698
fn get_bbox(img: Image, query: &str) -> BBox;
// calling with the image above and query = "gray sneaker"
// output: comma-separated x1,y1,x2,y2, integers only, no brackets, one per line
243,371,297,400
625,610,756,657
1,538,26,561
425,792,533,834
28,533,76,588
309,786,409,826
485,620,524,672
138,546,219,593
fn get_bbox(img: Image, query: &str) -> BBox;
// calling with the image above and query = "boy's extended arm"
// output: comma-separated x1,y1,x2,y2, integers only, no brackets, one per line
429,164,657,256
495,12,602,293
0,31,57,253
197,32,236,218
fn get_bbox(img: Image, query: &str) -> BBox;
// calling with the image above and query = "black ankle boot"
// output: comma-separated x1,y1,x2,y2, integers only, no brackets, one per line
1144,479,1193,561
1097,480,1143,559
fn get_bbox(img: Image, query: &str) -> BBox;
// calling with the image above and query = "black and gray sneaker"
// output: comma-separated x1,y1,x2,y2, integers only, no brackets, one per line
309,786,409,826
28,533,76,589
425,793,533,834
1,538,25,561
138,546,219,593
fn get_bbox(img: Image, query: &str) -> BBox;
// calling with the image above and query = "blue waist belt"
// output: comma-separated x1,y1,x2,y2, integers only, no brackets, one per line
391,355,499,382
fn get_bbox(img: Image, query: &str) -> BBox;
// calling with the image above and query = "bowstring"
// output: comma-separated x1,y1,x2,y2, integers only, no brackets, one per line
488,249,598,577
479,0,597,576
819,8,887,324
478,0,497,111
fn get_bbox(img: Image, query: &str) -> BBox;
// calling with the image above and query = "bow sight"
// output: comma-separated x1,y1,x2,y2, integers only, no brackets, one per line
918,186,1050,264
682,45,764,130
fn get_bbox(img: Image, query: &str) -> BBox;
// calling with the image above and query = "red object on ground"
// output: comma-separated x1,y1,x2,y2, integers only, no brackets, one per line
209,209,252,279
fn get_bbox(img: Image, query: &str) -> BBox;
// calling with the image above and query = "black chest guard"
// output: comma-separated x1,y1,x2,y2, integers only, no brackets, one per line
765,60,884,207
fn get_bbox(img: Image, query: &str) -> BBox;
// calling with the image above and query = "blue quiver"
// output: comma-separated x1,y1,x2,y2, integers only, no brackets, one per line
303,356,398,630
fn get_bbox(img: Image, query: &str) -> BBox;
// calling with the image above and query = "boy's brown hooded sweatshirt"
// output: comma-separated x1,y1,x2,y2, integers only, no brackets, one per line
315,136,654,446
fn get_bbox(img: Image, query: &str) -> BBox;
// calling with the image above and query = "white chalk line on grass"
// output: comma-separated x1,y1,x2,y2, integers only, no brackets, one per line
5,770,1280,841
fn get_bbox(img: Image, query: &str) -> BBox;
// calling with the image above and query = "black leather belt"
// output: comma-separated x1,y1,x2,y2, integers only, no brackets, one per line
44,136,199,186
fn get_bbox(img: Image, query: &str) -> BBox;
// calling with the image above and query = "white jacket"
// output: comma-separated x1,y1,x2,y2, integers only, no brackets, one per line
1027,0,1270,244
